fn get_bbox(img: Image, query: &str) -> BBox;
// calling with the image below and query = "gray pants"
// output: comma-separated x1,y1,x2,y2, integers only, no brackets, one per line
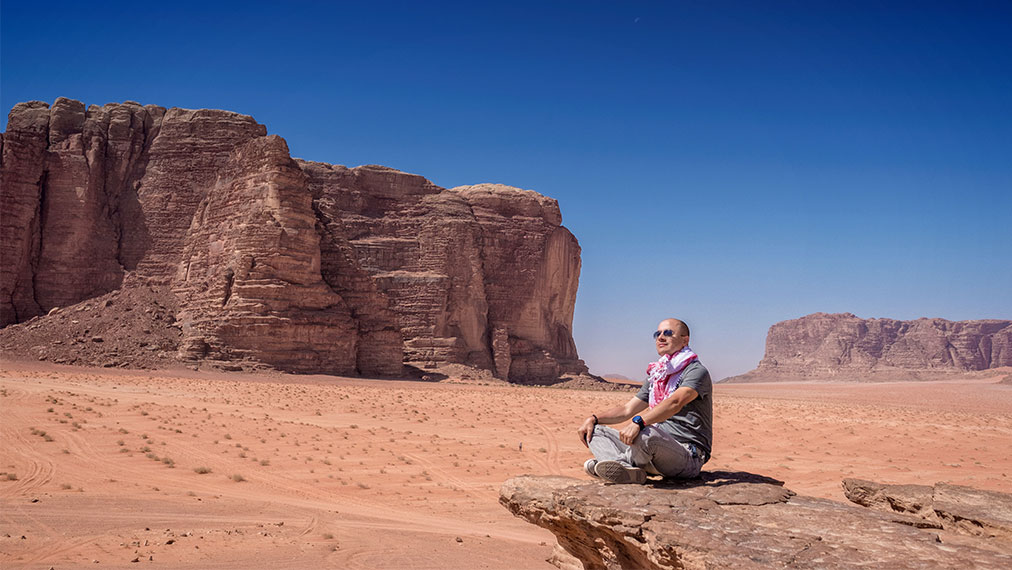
588,425,704,479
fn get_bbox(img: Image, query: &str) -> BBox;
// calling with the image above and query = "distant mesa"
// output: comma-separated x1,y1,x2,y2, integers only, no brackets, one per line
725,312,1012,382
0,97,594,384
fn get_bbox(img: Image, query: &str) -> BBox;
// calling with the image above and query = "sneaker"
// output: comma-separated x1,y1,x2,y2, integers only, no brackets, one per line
584,458,599,478
595,460,647,484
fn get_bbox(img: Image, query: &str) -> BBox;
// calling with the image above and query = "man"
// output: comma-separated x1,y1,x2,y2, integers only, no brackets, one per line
577,318,712,484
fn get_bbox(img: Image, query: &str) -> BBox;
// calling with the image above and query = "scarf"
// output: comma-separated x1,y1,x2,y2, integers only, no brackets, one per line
646,346,698,408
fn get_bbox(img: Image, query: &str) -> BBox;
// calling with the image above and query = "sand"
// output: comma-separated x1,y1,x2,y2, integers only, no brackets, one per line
2,361,1010,568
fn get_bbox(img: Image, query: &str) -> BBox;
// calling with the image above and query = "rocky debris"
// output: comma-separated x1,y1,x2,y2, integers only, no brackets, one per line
725,313,1012,382
0,283,182,370
843,478,1012,542
1,98,594,383
500,473,1012,570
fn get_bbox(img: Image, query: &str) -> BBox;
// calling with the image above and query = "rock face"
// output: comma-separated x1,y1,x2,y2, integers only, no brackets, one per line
173,135,359,373
500,474,1012,570
1,98,590,381
726,313,1012,382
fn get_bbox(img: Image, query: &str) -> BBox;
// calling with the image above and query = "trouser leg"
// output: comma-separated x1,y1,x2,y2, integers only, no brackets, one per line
636,427,703,478
586,425,630,464
587,425,702,478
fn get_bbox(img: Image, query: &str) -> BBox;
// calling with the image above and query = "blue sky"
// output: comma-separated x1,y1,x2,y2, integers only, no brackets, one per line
3,1,1010,380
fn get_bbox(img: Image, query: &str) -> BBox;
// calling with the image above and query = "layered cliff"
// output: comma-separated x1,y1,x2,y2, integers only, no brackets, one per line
727,313,1012,382
1,98,590,382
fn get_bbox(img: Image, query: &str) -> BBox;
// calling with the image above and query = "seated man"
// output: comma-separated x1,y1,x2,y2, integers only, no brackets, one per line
577,318,712,484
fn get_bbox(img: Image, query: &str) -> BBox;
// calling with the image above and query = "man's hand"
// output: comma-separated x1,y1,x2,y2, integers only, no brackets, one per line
578,417,597,447
619,422,641,445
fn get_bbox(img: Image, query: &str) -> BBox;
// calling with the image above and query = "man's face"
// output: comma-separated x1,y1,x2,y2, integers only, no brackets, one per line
654,320,688,356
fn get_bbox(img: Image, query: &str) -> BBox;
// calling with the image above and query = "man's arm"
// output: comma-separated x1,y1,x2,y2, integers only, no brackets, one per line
577,396,648,447
617,386,698,445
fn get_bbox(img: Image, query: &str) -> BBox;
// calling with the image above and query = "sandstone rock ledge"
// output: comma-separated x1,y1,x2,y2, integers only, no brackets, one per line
500,473,1012,569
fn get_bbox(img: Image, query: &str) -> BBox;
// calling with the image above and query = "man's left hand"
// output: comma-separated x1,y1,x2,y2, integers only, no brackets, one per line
619,422,641,445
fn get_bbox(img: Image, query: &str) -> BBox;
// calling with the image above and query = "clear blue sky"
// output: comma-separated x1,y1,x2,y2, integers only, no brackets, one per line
3,1,1010,380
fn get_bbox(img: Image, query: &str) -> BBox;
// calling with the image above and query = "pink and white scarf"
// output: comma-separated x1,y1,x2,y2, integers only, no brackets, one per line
646,347,698,408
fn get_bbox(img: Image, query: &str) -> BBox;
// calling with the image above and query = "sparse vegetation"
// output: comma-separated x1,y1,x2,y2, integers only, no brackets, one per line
194,466,212,474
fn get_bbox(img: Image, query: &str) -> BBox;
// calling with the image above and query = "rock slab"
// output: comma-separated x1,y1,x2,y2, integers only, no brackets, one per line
500,473,1012,569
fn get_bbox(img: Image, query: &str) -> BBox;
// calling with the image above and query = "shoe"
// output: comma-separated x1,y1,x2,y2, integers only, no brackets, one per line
584,459,599,478
595,460,647,484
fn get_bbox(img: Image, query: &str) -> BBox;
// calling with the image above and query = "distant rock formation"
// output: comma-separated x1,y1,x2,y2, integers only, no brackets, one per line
726,313,1012,382
500,474,1012,569
0,98,590,382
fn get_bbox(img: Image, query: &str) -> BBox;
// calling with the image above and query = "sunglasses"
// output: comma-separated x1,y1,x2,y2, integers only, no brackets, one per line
653,329,676,339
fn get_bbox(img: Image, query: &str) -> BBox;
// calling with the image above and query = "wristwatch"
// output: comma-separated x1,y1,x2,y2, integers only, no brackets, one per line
632,415,646,429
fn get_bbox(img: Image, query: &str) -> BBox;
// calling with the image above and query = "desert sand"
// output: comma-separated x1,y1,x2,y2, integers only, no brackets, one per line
2,362,1010,569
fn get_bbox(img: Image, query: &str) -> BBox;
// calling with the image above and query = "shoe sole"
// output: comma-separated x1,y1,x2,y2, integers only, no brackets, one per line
595,460,646,484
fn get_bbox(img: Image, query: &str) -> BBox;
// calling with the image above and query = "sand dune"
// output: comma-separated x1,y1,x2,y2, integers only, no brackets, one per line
2,361,1010,568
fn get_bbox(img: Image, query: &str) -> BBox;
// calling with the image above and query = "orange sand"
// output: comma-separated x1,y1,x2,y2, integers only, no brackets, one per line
2,361,1010,568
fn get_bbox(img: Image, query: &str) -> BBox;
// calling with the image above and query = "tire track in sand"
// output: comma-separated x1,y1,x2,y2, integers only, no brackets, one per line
402,452,491,500
530,420,563,475
0,386,55,498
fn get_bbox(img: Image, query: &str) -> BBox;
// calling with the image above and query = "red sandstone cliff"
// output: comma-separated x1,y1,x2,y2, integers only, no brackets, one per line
0,98,590,382
726,312,1012,382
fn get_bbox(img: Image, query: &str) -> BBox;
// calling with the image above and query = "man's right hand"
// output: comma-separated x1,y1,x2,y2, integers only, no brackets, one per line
578,416,597,447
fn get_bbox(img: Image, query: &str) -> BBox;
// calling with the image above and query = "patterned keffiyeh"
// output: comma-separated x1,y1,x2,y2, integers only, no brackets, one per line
646,346,699,408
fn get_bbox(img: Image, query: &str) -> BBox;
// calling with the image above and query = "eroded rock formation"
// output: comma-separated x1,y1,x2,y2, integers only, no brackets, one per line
843,478,1012,542
500,474,1012,570
1,98,590,381
726,313,1012,382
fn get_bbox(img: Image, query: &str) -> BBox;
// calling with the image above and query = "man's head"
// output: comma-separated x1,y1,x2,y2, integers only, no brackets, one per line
654,318,690,356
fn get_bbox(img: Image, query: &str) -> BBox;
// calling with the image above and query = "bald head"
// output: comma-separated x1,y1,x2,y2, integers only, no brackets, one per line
655,318,690,356
660,318,689,338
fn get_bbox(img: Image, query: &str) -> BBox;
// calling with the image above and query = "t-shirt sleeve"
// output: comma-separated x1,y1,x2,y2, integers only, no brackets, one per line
677,362,711,397
635,379,649,402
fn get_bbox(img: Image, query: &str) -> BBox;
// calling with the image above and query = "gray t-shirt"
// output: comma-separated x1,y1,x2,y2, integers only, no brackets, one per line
635,360,712,460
